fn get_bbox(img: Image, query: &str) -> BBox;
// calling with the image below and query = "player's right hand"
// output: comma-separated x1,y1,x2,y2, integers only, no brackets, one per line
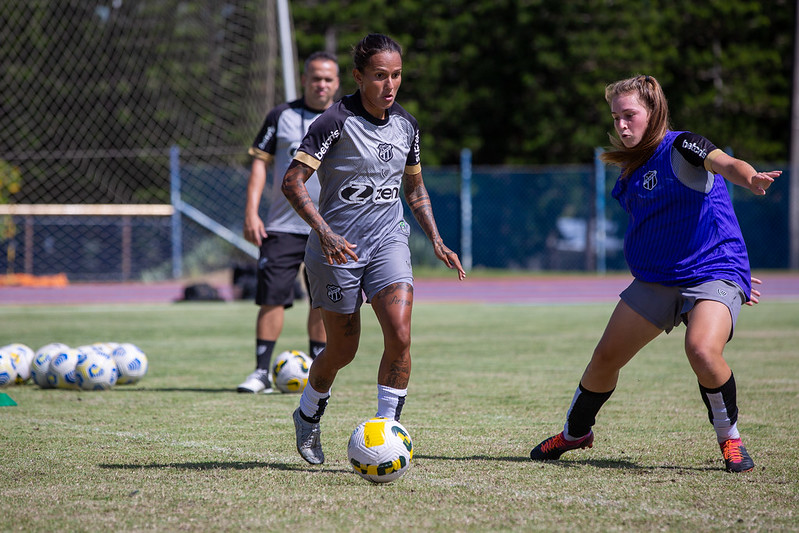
319,230,358,264
243,216,267,246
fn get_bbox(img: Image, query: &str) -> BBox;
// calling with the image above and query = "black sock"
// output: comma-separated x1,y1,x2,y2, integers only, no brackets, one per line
256,339,276,370
565,383,614,439
699,372,738,427
309,341,326,360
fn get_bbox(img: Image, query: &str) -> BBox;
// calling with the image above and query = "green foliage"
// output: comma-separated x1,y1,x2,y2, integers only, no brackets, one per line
0,158,22,241
293,0,793,165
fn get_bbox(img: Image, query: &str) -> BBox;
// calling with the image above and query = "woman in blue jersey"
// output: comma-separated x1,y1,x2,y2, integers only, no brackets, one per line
529,75,779,473
282,34,466,465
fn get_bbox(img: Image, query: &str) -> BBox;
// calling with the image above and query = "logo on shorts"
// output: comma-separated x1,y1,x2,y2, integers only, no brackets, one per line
327,284,342,303
717,288,728,297
377,143,394,162
643,170,658,191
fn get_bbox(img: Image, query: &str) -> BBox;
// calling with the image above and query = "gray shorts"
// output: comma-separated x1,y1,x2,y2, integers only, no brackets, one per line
304,231,413,314
620,279,745,339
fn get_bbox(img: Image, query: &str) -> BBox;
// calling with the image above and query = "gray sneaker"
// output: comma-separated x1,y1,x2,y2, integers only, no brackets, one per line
293,408,324,464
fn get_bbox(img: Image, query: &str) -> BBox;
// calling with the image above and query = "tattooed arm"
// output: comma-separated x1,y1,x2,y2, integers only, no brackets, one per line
403,170,466,280
282,159,358,264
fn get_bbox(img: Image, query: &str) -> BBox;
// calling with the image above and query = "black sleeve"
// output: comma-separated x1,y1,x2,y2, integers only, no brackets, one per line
673,132,719,168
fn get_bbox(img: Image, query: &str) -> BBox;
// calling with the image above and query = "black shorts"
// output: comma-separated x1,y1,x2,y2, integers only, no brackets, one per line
256,232,310,308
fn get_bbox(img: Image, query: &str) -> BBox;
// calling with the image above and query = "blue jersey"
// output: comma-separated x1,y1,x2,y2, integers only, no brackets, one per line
611,130,751,299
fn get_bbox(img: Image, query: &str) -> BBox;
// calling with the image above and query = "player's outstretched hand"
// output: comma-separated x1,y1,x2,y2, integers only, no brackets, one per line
746,276,762,306
750,171,780,196
433,241,466,281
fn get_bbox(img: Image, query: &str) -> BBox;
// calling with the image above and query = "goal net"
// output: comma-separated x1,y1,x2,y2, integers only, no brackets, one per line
0,0,287,281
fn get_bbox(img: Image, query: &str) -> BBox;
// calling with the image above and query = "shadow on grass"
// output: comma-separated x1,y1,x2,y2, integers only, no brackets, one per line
415,454,719,472
112,387,258,394
99,461,349,473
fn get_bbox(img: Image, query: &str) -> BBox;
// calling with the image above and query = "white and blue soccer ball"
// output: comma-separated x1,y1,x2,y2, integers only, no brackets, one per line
112,343,148,385
347,417,413,483
0,350,18,387
31,343,69,388
46,348,82,390
0,343,34,384
75,349,118,390
271,350,311,393
91,342,119,357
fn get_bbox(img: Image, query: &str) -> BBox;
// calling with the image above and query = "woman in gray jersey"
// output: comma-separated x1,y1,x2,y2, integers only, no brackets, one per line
282,34,466,465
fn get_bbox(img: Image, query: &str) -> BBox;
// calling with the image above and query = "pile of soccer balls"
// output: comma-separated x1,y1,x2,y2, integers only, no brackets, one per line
0,342,148,391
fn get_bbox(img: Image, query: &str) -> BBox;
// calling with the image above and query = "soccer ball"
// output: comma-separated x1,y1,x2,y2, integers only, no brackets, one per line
92,342,119,355
111,343,148,384
75,350,118,390
271,350,312,393
31,343,69,388
46,348,82,389
347,417,413,483
0,343,34,384
0,350,18,387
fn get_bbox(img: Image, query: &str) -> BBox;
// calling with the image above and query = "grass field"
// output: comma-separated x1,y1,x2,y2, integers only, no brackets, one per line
1,298,798,531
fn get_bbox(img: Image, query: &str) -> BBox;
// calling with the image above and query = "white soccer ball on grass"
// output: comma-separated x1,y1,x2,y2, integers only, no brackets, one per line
31,343,70,388
0,343,34,384
112,343,148,384
0,350,18,387
347,417,413,483
271,350,312,393
75,349,118,390
46,348,82,390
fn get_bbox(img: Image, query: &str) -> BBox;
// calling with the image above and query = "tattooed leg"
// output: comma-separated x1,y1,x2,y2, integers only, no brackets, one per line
308,309,361,393
372,282,414,389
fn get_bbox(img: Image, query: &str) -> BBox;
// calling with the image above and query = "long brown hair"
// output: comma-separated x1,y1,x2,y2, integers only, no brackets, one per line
600,75,671,179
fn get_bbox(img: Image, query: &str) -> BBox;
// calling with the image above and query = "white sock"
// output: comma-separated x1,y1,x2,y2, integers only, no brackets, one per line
376,384,407,421
299,384,330,422
705,390,741,442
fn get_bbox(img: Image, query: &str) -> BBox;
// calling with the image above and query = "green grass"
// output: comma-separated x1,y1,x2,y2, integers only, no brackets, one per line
1,299,798,531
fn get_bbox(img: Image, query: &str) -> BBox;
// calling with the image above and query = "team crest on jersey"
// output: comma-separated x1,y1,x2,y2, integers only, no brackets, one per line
643,170,658,191
377,143,394,162
327,284,342,303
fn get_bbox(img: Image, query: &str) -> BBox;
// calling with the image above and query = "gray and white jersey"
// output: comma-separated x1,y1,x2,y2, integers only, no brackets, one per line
249,99,324,235
294,92,421,268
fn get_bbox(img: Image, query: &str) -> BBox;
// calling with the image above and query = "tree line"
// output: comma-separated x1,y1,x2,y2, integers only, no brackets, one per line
292,0,793,166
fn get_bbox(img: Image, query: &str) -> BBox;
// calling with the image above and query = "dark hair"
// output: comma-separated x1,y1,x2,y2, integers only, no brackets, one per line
600,74,671,178
352,34,402,72
303,51,339,74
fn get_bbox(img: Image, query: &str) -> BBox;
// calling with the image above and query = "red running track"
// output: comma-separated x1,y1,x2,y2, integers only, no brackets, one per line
2,273,798,306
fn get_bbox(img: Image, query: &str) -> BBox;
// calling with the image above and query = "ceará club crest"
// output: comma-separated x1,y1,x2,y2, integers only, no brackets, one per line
377,143,394,162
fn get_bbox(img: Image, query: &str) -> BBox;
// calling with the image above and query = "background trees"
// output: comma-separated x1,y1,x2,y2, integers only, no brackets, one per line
293,0,793,165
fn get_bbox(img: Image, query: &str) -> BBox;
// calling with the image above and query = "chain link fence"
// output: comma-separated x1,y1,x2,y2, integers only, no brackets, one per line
0,1,790,283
